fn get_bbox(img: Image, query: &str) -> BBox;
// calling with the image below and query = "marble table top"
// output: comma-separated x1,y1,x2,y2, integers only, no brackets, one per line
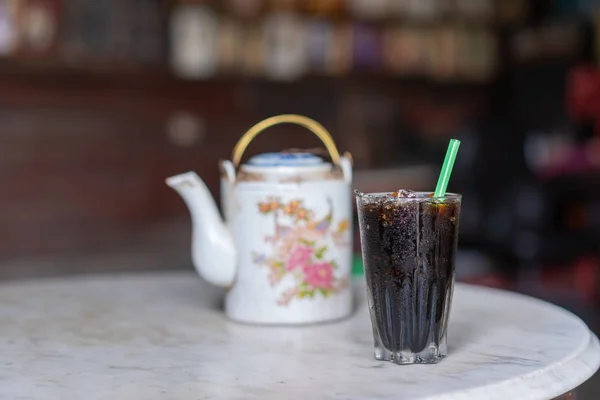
0,272,598,400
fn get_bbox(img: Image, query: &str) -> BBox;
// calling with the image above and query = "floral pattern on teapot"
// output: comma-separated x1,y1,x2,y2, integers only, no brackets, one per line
252,197,350,306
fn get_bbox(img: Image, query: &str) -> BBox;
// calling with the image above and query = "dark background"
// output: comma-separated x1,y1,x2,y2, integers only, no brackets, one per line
1,0,600,396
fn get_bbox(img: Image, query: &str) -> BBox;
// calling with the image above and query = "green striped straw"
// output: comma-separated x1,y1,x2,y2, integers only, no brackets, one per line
434,139,461,198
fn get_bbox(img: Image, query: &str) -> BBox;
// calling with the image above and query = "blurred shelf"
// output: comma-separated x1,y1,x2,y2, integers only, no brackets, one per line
0,59,498,91
0,60,167,81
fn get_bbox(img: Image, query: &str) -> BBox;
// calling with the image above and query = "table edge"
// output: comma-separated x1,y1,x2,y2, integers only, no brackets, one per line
423,331,600,400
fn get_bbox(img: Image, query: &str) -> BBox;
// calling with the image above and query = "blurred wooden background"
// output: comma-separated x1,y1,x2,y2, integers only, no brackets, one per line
0,70,483,263
0,0,581,275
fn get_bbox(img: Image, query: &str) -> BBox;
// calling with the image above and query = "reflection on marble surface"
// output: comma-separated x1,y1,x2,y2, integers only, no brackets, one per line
0,272,598,399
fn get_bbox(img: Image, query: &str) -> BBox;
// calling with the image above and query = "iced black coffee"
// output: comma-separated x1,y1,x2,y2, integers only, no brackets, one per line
356,190,461,364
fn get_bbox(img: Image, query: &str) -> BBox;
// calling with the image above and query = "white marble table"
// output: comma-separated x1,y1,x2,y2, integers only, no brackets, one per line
0,272,598,400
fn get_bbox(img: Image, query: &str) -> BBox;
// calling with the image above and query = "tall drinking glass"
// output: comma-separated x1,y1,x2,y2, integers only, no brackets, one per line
355,190,462,364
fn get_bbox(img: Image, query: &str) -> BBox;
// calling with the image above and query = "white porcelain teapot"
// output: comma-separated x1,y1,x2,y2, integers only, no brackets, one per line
166,115,354,324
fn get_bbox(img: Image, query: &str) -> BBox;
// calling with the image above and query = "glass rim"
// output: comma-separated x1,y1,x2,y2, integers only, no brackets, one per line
354,190,462,202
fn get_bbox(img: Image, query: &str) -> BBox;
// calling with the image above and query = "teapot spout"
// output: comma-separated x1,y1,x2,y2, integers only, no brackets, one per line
166,172,237,288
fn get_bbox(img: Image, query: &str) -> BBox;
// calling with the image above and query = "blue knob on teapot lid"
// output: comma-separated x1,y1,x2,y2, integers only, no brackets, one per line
247,152,325,167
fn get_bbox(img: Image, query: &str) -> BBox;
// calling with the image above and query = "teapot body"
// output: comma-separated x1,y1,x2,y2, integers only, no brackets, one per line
221,154,354,324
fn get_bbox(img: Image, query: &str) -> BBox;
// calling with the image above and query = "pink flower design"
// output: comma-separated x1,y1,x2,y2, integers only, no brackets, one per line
254,198,346,306
286,246,313,271
303,262,334,289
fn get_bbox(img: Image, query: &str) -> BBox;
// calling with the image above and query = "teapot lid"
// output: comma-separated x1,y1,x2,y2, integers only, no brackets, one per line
246,152,326,168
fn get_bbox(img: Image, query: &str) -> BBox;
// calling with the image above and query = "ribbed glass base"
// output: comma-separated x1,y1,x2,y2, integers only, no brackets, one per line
374,340,447,365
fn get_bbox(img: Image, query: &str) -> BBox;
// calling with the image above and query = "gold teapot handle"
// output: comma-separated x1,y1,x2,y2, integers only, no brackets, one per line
231,114,341,167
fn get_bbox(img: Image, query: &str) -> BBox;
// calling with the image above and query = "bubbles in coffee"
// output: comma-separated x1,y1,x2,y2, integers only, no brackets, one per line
356,191,461,364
